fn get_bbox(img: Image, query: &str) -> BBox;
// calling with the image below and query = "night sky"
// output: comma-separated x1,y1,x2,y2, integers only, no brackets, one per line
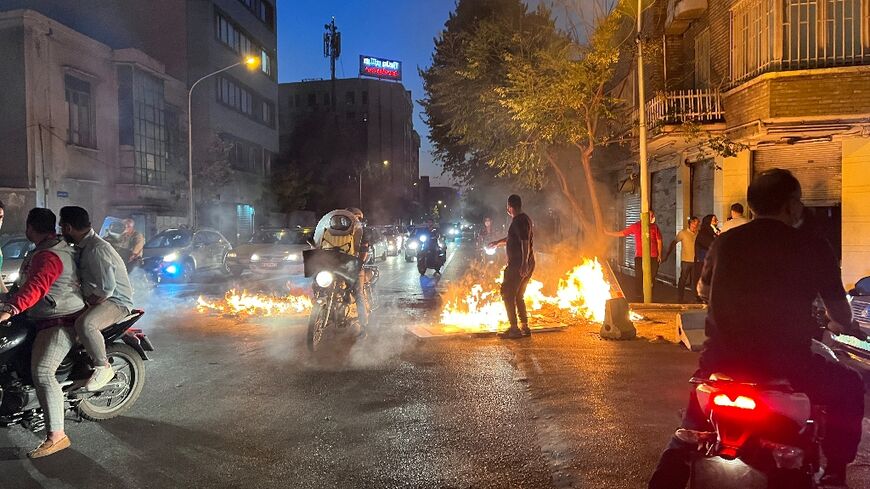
277,0,459,187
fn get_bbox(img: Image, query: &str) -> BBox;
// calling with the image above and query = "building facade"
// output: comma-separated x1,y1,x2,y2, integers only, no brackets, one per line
606,0,870,288
278,77,421,223
0,10,188,236
0,0,280,243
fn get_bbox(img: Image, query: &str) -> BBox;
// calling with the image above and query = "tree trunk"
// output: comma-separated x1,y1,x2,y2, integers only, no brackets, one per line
578,144,606,235
545,152,593,234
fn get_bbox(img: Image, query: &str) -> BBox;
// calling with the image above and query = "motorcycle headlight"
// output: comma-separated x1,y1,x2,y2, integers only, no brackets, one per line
162,252,179,262
315,271,334,288
419,235,428,242
250,253,261,262
408,241,419,250
284,253,300,262
227,251,237,259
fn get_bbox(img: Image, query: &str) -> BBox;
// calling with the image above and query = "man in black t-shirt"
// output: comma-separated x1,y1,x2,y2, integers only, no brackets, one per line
489,194,535,339
648,169,866,488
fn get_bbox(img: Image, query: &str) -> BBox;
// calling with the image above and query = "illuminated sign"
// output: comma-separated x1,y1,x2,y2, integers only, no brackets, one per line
359,55,402,81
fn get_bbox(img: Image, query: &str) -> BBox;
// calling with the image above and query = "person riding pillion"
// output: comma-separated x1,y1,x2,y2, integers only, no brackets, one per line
0,208,87,458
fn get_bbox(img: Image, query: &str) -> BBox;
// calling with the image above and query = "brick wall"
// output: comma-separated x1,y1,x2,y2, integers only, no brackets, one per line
723,79,771,129
769,70,870,118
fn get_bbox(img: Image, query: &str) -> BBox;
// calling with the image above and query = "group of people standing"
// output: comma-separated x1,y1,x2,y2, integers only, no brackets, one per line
0,205,133,458
610,202,750,302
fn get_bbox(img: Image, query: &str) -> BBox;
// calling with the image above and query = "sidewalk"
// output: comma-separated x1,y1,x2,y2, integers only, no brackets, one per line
613,269,698,304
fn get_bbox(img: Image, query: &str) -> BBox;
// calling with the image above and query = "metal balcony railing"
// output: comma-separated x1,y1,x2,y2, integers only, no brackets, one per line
644,89,724,127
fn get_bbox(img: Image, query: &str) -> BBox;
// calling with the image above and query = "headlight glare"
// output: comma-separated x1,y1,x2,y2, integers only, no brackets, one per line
250,253,261,262
162,252,179,262
315,271,334,288
6,271,19,283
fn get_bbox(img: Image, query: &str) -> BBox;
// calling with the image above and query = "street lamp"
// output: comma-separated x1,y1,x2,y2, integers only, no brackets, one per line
187,55,260,227
383,160,389,166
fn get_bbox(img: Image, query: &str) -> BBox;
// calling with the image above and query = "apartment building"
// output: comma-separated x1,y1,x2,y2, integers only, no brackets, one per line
608,0,870,288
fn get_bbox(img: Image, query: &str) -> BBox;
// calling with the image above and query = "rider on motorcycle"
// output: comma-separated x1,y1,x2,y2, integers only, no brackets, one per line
312,208,370,336
648,169,867,488
0,208,86,458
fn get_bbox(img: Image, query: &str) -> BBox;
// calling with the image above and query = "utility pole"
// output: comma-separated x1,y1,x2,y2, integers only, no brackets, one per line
323,17,341,109
636,0,653,304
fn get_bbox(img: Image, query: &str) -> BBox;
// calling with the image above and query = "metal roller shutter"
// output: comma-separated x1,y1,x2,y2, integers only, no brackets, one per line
691,159,714,219
652,167,678,281
236,204,255,242
623,192,641,269
753,142,842,206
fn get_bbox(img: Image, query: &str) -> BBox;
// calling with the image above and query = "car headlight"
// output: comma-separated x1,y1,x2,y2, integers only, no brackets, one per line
250,253,261,262
227,251,237,259
315,271,334,288
284,253,300,261
5,271,19,283
408,241,419,250
162,252,179,262
449,229,458,235
419,235,428,242
484,247,497,256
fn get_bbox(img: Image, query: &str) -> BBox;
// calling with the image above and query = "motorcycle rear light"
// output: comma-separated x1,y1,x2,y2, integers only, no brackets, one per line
713,394,757,410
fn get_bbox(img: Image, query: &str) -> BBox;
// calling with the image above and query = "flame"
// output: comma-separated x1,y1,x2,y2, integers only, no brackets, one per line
197,289,312,317
440,257,626,333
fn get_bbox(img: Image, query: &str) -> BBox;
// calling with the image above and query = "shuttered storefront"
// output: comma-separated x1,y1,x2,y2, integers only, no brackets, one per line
752,142,842,206
235,204,255,243
691,159,715,219
652,167,678,281
622,192,641,269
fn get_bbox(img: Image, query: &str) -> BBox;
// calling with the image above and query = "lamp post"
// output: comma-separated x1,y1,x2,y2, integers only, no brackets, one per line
187,56,259,227
636,0,653,304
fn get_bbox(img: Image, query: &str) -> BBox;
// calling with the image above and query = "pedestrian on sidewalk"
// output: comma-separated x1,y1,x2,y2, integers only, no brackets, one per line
718,203,749,234
662,216,700,303
488,194,535,339
606,211,663,301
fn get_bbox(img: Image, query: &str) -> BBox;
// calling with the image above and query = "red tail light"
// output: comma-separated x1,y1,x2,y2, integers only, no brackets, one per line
713,394,757,410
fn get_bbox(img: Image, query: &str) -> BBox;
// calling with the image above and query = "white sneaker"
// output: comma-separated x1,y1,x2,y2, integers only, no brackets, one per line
85,365,115,391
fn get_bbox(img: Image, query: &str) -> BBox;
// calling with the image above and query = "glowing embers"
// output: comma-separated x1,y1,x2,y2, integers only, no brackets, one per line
197,289,312,317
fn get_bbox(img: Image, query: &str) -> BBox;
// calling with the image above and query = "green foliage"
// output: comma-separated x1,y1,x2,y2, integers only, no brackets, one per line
270,164,311,213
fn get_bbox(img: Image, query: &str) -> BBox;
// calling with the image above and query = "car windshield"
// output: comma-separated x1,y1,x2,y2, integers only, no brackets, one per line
1,239,33,260
249,229,309,245
145,230,191,249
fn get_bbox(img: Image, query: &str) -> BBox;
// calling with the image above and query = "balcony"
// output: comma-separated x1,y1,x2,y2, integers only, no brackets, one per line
644,89,724,128
665,0,707,35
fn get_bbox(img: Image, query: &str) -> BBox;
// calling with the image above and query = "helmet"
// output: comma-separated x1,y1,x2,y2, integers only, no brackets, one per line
328,214,354,233
346,207,364,221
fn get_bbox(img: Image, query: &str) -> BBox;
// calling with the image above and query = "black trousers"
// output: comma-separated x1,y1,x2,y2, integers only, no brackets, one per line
501,265,534,329
634,257,659,301
676,261,695,303
648,353,865,489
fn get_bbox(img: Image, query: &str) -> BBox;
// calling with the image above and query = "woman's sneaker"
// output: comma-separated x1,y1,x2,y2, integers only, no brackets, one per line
85,365,115,391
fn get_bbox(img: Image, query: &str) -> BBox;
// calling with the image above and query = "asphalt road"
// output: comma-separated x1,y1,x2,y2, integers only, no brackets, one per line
1,243,869,488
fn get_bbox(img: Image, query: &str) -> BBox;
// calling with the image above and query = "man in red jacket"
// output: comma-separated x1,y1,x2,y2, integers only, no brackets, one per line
0,208,86,458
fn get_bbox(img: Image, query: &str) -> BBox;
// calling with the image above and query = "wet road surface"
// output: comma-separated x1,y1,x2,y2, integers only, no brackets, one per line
2,243,869,488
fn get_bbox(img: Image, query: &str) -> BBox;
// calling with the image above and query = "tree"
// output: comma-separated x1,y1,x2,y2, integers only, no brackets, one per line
194,133,234,204
421,0,631,236
270,163,311,214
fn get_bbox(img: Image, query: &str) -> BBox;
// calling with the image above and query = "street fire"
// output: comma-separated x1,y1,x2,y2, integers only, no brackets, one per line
197,289,312,317
440,257,630,333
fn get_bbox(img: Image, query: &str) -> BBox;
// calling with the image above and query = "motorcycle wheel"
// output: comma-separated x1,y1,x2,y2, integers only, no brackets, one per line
78,343,146,421
307,302,331,352
417,259,427,275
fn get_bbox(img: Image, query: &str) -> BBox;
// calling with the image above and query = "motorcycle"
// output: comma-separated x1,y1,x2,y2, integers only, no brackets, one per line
303,248,378,352
416,231,446,276
677,337,860,489
0,310,152,431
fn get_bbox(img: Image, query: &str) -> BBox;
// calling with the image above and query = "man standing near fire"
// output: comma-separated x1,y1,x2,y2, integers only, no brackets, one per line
489,194,535,339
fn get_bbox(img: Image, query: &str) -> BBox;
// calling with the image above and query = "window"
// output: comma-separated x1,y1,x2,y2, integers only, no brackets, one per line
345,91,355,105
261,101,275,127
294,94,301,107
346,111,356,121
308,93,316,107
118,68,169,185
215,11,275,78
216,76,253,115
225,136,264,173
694,29,711,88
65,74,95,148
236,0,274,30
362,90,368,105
731,0,867,83
323,93,331,106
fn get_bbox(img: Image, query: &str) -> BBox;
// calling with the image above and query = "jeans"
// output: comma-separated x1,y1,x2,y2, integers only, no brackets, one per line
501,265,534,329
74,301,130,366
32,326,76,432
676,262,695,303
648,353,865,488
634,257,659,301
354,270,368,328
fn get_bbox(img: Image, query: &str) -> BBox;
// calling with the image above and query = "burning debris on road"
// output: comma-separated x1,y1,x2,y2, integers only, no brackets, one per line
197,289,312,317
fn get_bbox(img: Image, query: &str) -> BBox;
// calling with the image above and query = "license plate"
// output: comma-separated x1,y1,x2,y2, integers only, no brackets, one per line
260,262,278,269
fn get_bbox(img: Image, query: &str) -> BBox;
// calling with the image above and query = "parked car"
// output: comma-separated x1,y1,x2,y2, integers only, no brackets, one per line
226,227,313,276
142,228,232,283
364,227,388,262
1,236,34,287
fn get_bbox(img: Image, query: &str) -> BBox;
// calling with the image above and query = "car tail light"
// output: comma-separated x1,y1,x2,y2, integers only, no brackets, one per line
713,394,757,410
